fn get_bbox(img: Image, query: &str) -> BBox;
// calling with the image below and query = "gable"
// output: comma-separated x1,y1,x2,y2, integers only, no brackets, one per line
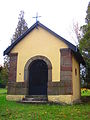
10,26,68,54
4,21,76,55
4,21,85,65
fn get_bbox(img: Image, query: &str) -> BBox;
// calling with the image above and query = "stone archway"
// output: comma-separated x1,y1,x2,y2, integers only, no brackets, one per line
24,56,52,95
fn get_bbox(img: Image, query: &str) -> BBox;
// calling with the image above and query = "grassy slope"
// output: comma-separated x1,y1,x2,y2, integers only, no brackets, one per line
0,89,90,120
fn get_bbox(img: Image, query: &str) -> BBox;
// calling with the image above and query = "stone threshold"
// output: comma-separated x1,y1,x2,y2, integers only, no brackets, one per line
20,100,48,104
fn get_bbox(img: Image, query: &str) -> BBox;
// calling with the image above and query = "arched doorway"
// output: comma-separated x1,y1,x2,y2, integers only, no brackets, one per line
24,55,52,96
29,59,48,95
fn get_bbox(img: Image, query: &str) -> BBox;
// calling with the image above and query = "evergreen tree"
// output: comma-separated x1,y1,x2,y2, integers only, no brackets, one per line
86,2,90,24
79,2,90,88
0,67,8,88
1,55,9,87
11,10,28,43
3,11,28,86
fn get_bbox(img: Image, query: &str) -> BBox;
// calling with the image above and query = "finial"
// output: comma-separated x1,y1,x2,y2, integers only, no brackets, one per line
32,13,41,22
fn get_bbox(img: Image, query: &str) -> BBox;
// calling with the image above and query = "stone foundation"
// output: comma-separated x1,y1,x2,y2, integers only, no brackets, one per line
6,95,72,104
6,95,25,101
48,95,72,104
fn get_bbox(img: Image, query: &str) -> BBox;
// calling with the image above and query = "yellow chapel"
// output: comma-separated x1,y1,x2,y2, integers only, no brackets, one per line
4,21,85,104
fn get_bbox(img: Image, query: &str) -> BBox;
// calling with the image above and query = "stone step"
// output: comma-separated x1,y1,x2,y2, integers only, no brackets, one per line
21,100,47,104
25,97,47,101
25,95,47,98
21,95,48,103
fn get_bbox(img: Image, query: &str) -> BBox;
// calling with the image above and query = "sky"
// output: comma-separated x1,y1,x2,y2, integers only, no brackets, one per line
0,0,89,65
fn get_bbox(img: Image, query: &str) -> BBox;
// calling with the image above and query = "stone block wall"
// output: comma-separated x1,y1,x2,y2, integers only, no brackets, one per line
48,48,73,95
8,53,17,82
60,48,72,94
7,82,27,95
8,53,27,95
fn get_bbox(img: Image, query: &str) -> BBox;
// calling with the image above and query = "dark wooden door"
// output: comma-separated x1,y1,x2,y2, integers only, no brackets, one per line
29,60,48,95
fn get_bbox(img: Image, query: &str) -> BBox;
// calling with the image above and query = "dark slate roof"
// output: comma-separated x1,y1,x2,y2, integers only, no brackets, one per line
4,21,85,65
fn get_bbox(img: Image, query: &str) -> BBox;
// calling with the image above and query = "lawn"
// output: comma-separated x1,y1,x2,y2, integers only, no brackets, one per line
0,89,90,120
81,88,90,96
0,88,7,94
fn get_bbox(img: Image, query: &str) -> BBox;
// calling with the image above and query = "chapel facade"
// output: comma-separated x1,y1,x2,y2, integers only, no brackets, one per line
4,21,85,104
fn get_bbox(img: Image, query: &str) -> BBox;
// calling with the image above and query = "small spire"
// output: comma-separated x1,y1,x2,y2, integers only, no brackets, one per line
32,13,41,22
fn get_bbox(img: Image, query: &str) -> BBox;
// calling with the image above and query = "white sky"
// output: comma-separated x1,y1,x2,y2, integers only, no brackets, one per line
0,0,89,65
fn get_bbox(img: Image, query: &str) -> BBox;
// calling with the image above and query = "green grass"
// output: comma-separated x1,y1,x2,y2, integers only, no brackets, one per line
0,88,7,94
81,88,90,96
0,89,90,120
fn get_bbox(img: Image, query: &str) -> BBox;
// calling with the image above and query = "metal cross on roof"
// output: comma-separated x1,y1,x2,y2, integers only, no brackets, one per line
32,13,41,22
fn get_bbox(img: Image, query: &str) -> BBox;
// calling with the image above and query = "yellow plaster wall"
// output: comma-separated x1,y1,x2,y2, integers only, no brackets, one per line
11,26,68,82
72,54,80,101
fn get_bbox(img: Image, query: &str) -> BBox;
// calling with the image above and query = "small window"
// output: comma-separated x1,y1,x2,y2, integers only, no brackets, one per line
75,68,77,76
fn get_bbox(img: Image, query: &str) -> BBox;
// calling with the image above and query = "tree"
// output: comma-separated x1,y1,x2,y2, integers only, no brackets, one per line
0,57,9,88
11,10,28,43
73,21,81,43
86,2,90,24
0,67,8,88
2,55,10,86
0,65,8,88
2,11,28,87
79,2,90,88
0,65,2,72
4,55,10,70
